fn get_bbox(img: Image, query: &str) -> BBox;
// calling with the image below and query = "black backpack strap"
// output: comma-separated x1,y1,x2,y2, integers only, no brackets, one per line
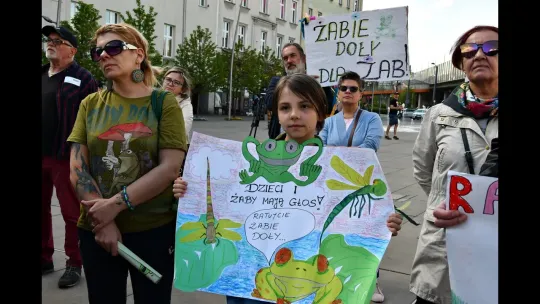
460,128,475,174
151,89,166,122
151,89,167,161
347,109,362,147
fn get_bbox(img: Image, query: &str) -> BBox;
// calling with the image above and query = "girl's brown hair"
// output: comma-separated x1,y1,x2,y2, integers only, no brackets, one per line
272,74,327,132
450,25,498,70
92,23,158,87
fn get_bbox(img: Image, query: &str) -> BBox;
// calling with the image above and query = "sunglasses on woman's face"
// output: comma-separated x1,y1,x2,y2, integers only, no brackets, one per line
339,86,360,93
460,40,498,59
90,40,138,62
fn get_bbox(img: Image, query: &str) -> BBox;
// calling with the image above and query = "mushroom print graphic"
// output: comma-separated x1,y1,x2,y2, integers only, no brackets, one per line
98,130,125,176
97,122,153,196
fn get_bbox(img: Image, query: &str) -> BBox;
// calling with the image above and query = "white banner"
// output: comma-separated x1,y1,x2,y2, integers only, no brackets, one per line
305,6,410,86
445,171,498,304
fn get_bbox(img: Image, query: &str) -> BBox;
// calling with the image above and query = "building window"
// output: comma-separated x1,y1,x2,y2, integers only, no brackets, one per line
222,20,231,48
163,24,174,57
339,0,343,5
276,35,283,57
70,1,79,20
241,0,248,7
279,0,285,19
106,10,122,24
308,8,313,16
260,31,267,53
291,1,297,23
199,0,207,7
238,25,246,49
260,0,268,14
318,11,323,16
347,0,351,8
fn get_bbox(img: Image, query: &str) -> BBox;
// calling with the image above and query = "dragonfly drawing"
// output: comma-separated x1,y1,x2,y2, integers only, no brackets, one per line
326,155,387,219
324,156,418,238
179,158,242,245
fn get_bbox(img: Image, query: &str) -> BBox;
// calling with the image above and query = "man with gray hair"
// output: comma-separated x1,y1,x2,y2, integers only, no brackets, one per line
42,25,98,288
265,43,336,139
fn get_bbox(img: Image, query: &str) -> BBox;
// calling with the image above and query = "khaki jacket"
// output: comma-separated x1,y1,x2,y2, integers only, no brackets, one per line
409,102,498,304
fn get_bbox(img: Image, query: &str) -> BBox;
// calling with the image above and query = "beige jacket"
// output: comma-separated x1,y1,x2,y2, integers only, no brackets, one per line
176,95,193,143
409,103,498,304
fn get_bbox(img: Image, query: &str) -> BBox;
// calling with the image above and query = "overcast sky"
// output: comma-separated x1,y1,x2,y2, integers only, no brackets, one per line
362,0,498,72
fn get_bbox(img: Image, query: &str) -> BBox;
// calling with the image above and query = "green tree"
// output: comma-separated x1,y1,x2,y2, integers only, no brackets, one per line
58,1,103,82
121,0,163,66
41,35,48,64
258,47,284,90
218,42,264,116
42,49,48,65
175,26,225,114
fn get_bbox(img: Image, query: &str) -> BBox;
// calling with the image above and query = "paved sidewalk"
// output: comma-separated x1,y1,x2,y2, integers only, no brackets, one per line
43,115,426,304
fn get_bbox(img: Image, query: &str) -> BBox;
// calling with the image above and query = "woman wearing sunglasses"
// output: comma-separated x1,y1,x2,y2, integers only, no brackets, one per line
319,71,384,151
67,23,187,304
410,26,498,304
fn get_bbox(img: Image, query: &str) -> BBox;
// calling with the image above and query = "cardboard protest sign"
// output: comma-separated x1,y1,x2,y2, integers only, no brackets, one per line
445,171,498,304
174,132,396,303
304,6,410,86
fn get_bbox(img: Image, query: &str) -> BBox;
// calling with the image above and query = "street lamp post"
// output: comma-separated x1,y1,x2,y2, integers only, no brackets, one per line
370,82,375,112
227,5,243,121
42,15,56,25
193,41,207,121
431,62,439,104
56,0,63,27
405,65,411,107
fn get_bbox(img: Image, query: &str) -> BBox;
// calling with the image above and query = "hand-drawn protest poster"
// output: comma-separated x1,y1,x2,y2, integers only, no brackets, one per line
445,171,498,304
304,6,410,86
173,132,395,303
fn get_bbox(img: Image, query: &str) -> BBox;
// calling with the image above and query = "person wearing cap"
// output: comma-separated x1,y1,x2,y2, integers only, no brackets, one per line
385,93,403,140
42,25,98,288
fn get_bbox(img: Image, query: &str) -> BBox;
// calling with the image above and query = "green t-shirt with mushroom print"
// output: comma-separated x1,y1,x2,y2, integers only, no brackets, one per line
67,90,187,233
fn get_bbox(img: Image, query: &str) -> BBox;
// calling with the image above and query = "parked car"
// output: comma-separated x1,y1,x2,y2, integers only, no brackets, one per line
412,109,427,120
401,108,416,119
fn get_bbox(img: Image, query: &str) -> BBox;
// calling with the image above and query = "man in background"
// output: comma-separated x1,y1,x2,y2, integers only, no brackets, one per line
265,43,335,139
385,93,403,140
42,25,99,288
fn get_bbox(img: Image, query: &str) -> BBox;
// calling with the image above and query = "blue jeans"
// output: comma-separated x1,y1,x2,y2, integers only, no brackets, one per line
226,296,265,304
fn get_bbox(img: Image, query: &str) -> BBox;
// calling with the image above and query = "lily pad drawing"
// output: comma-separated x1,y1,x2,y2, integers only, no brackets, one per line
320,234,380,304
174,214,240,292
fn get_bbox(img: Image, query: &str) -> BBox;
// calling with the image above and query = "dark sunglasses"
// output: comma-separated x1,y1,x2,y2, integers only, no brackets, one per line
460,40,498,59
339,86,360,93
90,40,138,62
44,38,73,47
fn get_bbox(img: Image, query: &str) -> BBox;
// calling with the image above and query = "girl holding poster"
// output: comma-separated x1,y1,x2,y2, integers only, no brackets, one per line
410,25,498,304
173,74,403,304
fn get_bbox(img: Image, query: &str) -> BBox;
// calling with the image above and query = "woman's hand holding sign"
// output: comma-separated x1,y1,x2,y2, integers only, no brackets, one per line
433,202,468,228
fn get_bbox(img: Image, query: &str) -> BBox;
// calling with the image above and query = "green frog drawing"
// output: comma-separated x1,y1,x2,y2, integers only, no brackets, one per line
251,248,342,304
239,137,323,186
375,15,396,39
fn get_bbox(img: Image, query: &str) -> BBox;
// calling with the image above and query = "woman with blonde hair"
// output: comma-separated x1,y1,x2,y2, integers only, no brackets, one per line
161,66,193,143
68,23,187,303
